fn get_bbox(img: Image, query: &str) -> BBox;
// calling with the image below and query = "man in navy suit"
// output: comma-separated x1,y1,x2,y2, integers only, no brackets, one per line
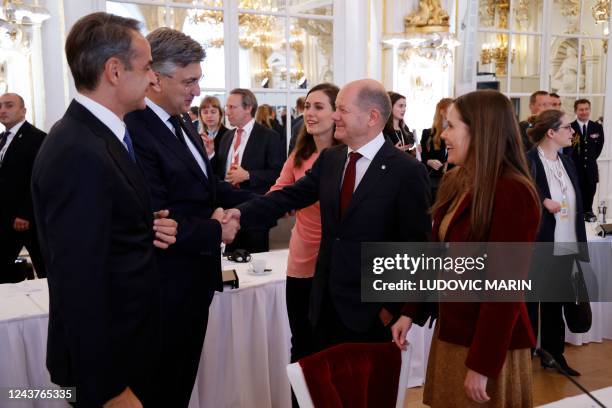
0,92,46,282
32,13,177,408
568,99,605,221
125,28,248,408
224,79,431,349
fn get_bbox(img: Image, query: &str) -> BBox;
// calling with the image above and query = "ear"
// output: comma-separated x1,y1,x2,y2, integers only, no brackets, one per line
103,56,123,86
546,128,555,138
149,72,162,93
368,108,381,128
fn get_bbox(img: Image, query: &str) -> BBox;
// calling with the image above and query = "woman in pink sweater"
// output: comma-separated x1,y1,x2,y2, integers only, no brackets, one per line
269,83,339,364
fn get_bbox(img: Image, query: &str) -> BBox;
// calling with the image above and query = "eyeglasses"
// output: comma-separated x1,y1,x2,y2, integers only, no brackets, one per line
556,124,574,132
162,73,202,90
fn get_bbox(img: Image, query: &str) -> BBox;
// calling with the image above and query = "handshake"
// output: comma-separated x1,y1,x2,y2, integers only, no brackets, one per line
211,208,242,244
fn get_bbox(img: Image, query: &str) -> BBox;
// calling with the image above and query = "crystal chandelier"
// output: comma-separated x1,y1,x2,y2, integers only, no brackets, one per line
0,0,50,51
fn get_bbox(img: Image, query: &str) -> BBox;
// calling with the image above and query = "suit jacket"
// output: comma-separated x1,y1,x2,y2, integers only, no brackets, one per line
288,115,304,154
0,121,45,230
402,177,540,378
237,141,432,332
213,123,229,155
31,100,159,407
420,128,449,179
568,120,605,182
212,121,284,194
125,107,253,293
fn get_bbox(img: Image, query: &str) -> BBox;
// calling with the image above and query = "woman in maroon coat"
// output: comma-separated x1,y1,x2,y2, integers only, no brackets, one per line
392,90,541,407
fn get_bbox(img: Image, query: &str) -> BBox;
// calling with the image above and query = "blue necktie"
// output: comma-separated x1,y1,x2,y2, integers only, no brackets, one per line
123,128,136,163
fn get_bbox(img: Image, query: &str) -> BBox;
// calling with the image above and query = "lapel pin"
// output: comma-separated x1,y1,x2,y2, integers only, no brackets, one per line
381,165,386,170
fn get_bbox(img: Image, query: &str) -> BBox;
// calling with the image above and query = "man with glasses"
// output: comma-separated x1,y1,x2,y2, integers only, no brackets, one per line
125,28,249,407
212,88,284,253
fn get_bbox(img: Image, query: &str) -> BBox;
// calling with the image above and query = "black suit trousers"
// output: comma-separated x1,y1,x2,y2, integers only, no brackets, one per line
0,226,46,282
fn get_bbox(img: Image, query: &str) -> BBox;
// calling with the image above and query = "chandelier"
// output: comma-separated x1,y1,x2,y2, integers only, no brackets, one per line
480,35,516,75
0,0,50,51
592,0,610,24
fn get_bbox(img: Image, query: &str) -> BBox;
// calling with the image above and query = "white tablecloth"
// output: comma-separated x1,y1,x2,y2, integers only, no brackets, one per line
537,386,612,407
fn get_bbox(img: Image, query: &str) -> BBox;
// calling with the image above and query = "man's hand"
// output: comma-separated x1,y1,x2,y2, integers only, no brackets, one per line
103,387,142,408
226,165,249,185
153,209,177,249
13,217,30,232
391,315,413,350
464,369,490,403
211,208,240,243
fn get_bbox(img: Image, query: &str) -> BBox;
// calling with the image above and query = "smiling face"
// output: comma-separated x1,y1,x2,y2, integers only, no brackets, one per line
157,62,202,115
575,102,591,122
330,84,370,144
392,97,406,122
441,104,470,166
304,90,335,137
116,32,157,113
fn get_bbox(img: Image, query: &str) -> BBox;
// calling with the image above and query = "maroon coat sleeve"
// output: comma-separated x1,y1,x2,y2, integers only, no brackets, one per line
465,178,540,378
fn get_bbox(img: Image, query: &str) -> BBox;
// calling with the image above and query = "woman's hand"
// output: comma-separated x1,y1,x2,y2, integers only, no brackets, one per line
427,159,443,170
464,369,490,403
391,315,413,350
543,198,561,214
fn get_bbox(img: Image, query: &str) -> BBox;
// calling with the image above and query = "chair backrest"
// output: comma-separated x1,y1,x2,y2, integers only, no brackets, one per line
287,343,411,408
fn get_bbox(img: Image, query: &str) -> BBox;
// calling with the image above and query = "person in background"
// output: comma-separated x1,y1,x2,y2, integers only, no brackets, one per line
569,99,604,222
420,97,453,202
383,91,415,156
255,104,276,132
199,95,228,157
549,93,562,110
519,90,551,152
269,82,339,364
288,96,306,154
0,92,46,282
526,109,587,377
393,90,540,407
188,105,199,129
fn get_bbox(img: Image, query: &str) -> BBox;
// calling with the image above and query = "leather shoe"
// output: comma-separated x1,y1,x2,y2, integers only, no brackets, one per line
541,354,581,376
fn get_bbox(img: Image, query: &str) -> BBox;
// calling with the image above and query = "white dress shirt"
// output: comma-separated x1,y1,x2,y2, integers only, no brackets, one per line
0,119,26,164
75,93,129,152
225,118,255,175
576,119,588,134
342,133,386,191
146,98,208,178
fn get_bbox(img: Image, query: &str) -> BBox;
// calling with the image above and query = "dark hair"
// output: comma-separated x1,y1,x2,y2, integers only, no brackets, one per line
433,90,540,240
295,97,305,111
146,27,205,76
549,93,560,99
356,86,392,125
229,88,258,117
527,109,565,144
293,83,340,168
383,91,413,143
189,106,199,116
199,96,224,131
574,98,591,111
65,12,141,91
529,90,549,105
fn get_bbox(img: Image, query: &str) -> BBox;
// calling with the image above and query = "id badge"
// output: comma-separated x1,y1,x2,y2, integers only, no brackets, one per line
560,199,569,219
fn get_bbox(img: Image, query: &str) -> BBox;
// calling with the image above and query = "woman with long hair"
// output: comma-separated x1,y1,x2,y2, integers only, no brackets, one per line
526,109,587,377
268,83,340,366
392,90,541,407
383,91,415,156
421,97,454,201
199,96,227,155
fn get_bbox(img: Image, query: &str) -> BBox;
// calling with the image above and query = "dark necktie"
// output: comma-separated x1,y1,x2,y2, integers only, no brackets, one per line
0,131,10,152
340,151,362,217
123,129,136,163
582,124,587,137
169,115,188,148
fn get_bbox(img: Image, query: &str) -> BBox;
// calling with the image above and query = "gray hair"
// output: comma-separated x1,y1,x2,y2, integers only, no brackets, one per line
146,27,205,76
356,85,392,124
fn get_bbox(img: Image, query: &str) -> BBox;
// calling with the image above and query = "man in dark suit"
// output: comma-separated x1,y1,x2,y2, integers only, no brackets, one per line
224,79,431,349
569,98,605,221
31,13,177,408
287,96,305,154
519,90,551,152
213,88,283,252
125,27,247,408
0,92,46,282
